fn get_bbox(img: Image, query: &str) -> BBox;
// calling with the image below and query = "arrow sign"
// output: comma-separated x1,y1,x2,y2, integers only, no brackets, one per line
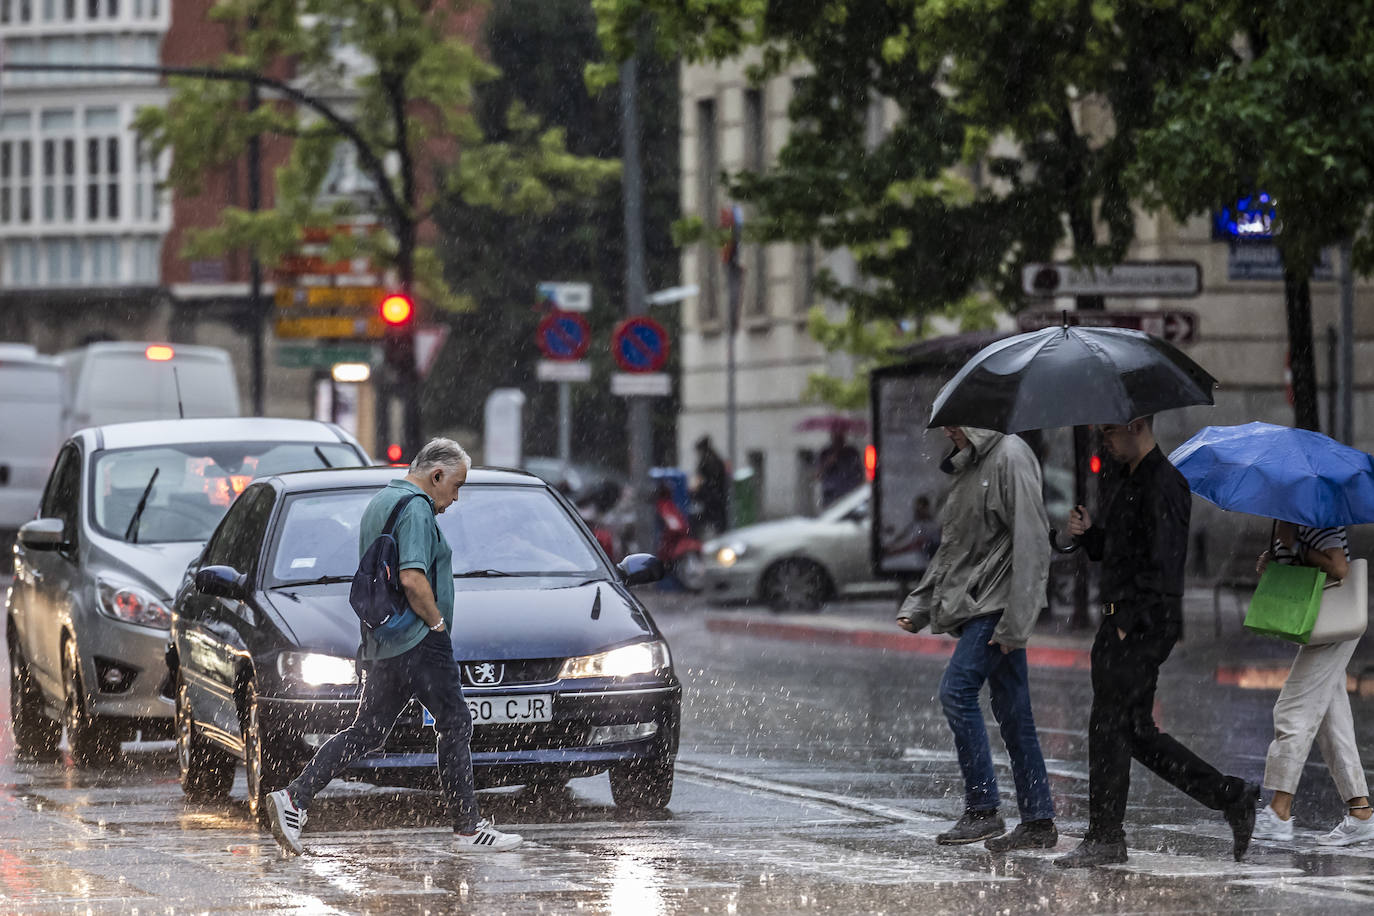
611,317,670,373
536,311,591,361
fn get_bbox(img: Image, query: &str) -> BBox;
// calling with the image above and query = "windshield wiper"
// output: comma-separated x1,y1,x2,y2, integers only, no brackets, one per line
314,446,333,469
270,574,353,588
124,467,160,543
453,569,517,578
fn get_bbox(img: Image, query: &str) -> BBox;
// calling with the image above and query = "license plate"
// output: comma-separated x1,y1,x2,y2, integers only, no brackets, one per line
422,694,553,727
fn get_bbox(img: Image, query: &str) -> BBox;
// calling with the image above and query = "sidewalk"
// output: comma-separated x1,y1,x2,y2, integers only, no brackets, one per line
703,583,1374,693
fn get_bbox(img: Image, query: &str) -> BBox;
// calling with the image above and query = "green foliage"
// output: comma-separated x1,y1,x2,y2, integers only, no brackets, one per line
1131,0,1374,430
427,0,680,468
591,0,1219,406
140,0,616,308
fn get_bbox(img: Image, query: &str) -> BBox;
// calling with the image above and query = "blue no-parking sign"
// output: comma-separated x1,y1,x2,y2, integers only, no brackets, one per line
611,317,670,372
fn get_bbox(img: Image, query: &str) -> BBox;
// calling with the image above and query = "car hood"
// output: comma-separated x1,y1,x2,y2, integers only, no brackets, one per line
709,517,829,549
94,538,204,600
265,579,655,661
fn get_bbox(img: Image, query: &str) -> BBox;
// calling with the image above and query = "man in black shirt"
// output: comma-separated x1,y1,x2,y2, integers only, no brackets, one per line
1056,415,1258,867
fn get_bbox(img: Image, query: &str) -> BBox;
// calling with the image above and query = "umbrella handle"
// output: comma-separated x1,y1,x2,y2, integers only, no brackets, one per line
1049,527,1079,554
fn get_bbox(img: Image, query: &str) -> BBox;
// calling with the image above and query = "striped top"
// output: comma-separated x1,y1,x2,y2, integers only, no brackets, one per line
1273,525,1351,565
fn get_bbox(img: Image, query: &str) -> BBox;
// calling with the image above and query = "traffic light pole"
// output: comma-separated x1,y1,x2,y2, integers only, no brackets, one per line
621,54,655,553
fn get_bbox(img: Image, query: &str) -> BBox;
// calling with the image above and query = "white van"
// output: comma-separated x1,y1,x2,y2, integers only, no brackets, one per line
58,341,240,431
0,344,65,543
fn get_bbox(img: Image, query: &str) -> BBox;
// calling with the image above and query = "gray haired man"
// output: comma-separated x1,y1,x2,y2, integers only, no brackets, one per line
265,438,522,855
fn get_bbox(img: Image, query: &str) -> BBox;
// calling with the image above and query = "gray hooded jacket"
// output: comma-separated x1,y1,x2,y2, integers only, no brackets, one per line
899,427,1050,649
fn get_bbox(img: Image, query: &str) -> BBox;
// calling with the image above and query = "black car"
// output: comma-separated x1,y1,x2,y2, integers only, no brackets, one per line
166,466,680,819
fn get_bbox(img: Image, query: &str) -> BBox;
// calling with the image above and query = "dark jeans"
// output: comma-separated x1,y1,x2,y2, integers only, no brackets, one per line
938,613,1056,821
287,630,479,832
1086,618,1245,843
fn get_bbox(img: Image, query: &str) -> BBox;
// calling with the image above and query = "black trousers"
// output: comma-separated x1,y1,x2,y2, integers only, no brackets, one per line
1086,617,1244,843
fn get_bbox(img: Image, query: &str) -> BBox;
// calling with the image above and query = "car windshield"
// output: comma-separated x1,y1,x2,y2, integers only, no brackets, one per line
817,484,870,522
268,483,607,586
90,441,363,544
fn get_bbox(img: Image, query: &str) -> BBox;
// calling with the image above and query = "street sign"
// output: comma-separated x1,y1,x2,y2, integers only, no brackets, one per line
414,324,450,379
1016,309,1199,344
275,286,386,309
1021,261,1202,298
611,372,671,397
274,314,386,340
537,360,592,383
536,311,592,361
536,281,592,313
276,343,377,370
611,317,670,372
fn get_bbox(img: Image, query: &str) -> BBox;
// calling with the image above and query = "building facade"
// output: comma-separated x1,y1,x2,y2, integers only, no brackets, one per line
678,56,1374,531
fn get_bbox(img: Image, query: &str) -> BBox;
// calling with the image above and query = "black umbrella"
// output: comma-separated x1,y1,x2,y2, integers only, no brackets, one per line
927,324,1216,433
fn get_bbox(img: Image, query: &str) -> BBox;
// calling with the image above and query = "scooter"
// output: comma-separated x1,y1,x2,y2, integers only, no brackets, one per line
655,490,705,591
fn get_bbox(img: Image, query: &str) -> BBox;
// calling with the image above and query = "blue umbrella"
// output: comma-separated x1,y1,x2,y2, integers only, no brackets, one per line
1168,422,1374,527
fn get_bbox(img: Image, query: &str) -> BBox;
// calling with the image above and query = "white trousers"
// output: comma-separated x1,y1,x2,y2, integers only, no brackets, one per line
1264,636,1368,801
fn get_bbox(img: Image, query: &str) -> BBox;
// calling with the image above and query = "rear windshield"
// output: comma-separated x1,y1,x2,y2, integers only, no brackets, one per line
90,441,364,544
269,483,606,586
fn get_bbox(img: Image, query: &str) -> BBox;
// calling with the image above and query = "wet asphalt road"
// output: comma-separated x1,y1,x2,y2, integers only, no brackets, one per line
6,586,1374,914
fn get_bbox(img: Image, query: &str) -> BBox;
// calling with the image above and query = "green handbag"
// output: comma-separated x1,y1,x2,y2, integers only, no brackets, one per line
1244,563,1326,643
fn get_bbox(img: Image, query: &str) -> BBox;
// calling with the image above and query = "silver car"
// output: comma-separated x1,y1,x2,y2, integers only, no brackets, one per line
5,418,368,763
701,485,894,611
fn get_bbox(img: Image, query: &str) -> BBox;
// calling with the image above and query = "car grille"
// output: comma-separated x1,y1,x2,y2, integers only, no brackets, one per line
458,658,562,688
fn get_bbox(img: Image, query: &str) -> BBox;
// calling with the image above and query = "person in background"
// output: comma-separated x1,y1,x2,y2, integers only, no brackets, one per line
897,426,1058,852
816,429,864,507
1058,416,1257,868
693,435,729,536
1252,521,1374,847
883,493,941,574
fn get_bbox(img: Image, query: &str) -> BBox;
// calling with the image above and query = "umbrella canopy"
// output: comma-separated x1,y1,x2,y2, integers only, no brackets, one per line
1168,422,1374,528
927,325,1216,433
795,414,868,436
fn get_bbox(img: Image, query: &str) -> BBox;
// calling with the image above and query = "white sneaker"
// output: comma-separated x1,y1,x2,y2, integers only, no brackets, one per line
1317,813,1374,847
265,789,307,856
453,818,522,852
1252,805,1294,843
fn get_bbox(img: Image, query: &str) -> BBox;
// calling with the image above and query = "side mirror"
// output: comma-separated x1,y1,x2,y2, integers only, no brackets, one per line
194,565,249,600
617,553,665,587
18,518,66,551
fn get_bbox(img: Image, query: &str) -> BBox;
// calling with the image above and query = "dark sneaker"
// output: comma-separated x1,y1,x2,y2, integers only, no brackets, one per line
1053,838,1128,868
936,809,1005,845
1224,781,1261,861
986,818,1058,852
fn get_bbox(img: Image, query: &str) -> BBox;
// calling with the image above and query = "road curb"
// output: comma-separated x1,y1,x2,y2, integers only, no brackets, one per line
705,616,1094,671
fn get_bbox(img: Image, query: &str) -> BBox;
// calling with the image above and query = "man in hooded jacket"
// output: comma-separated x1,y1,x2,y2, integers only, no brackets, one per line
897,426,1057,850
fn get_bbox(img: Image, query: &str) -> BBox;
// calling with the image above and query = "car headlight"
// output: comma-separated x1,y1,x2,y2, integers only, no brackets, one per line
278,652,358,686
716,542,749,567
96,578,172,629
558,640,671,679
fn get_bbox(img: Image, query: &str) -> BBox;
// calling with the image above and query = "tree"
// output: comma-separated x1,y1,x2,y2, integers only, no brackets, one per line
591,1,1222,401
136,0,617,446
1132,0,1374,431
590,0,1236,409
429,0,680,468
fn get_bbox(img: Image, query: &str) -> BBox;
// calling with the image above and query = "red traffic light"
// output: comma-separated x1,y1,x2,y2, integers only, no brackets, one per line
386,443,404,464
379,293,414,326
1089,454,1102,474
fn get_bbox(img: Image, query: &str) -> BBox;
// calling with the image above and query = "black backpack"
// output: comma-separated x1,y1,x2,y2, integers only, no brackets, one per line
350,492,426,632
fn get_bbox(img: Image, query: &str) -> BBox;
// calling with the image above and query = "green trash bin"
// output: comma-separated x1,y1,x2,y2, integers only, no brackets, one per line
731,467,757,528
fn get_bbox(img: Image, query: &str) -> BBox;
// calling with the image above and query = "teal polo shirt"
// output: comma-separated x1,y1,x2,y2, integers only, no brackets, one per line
357,479,453,661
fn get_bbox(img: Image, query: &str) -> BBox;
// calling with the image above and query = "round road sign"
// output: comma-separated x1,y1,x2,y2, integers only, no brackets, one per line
611,317,670,372
536,311,591,361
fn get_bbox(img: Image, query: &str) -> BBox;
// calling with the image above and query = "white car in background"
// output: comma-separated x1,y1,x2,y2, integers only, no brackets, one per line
701,485,894,611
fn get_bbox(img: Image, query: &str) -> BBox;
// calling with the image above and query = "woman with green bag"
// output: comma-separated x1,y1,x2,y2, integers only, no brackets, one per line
1252,521,1374,847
